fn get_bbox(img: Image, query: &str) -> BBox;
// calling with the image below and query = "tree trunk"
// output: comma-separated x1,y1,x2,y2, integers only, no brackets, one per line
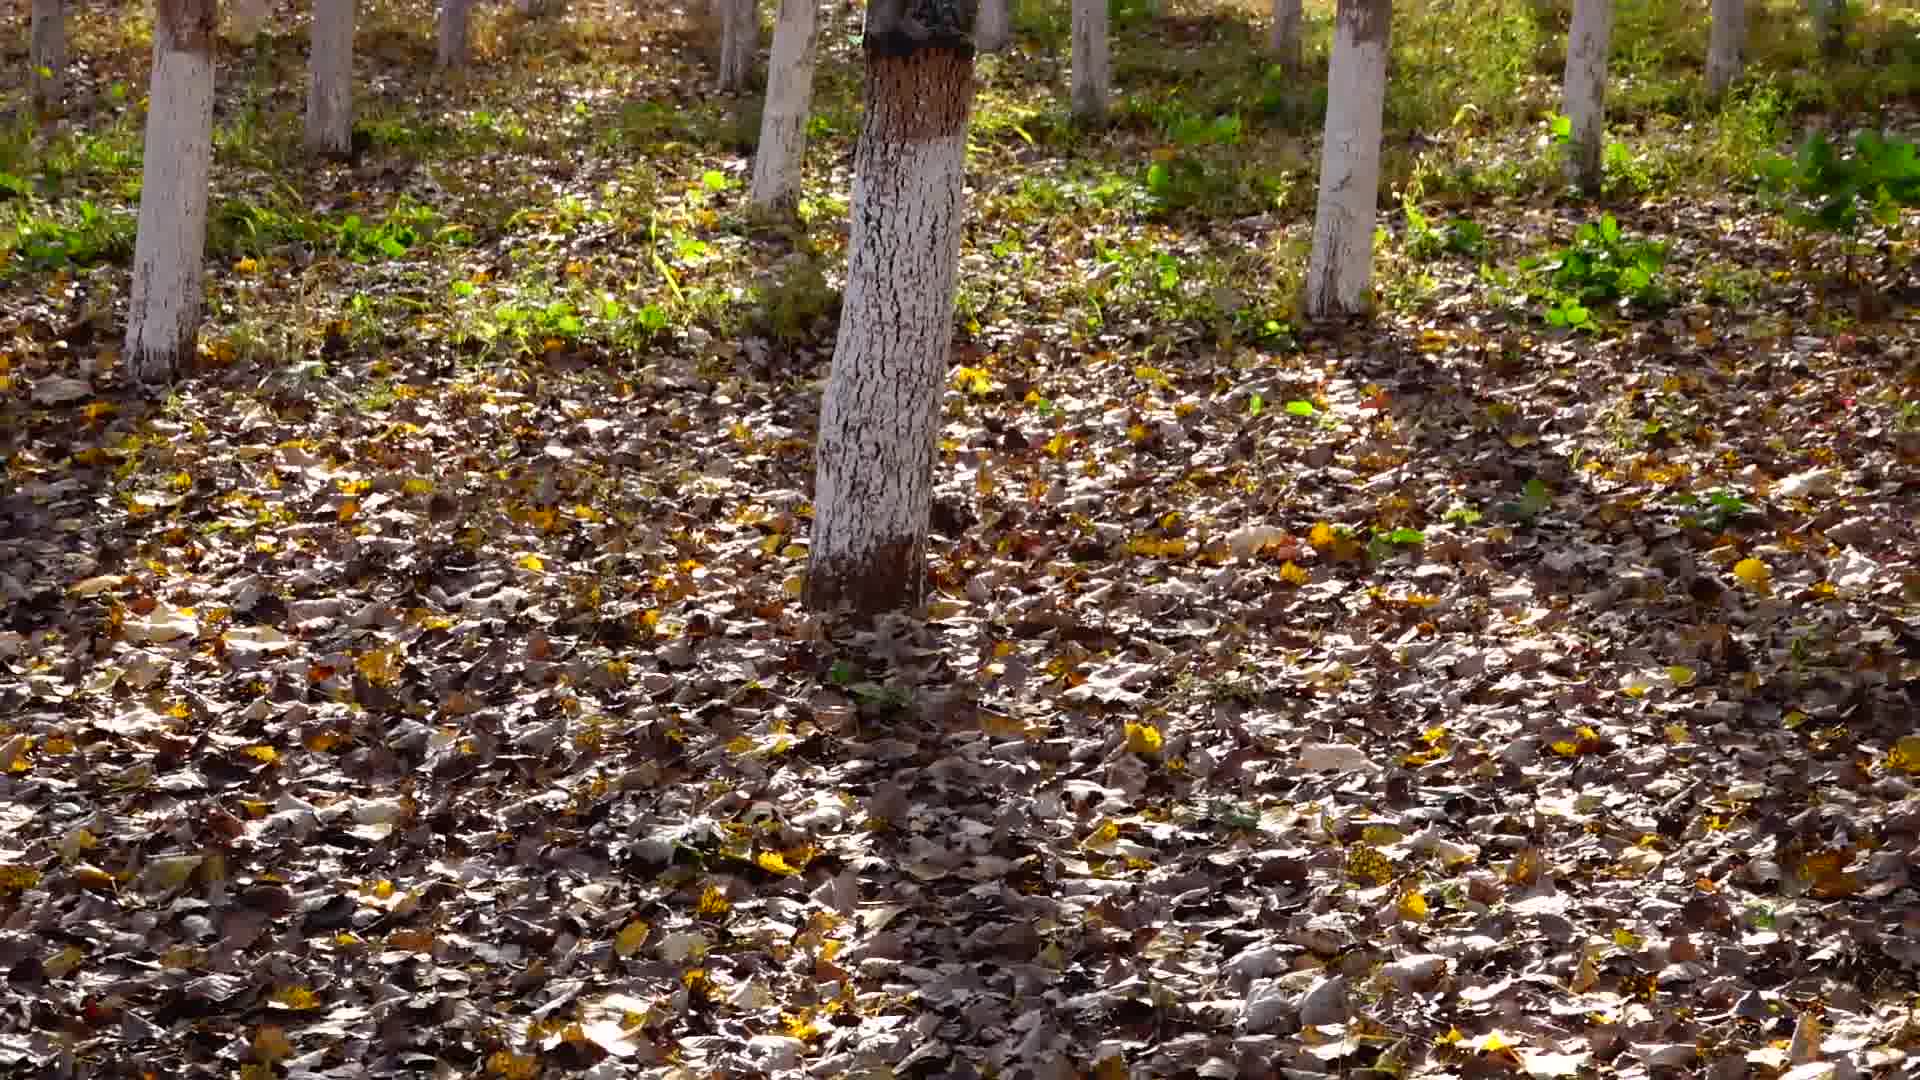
1809,0,1845,58
805,5,977,617
751,0,821,211
1706,0,1743,97
437,0,471,68
31,0,65,115
1303,0,1388,319
1562,0,1610,195
126,0,217,386
305,0,354,156
974,0,1010,52
717,0,757,91
1270,0,1302,75
1070,0,1108,119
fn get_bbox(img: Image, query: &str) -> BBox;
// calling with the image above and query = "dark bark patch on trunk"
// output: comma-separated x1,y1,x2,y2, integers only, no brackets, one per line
859,47,975,141
156,0,218,53
1337,0,1389,46
804,537,923,618
865,0,977,59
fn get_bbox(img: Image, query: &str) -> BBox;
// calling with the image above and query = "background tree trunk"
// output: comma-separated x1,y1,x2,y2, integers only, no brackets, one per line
805,5,977,617
437,0,471,68
1269,0,1302,75
1304,0,1388,319
126,0,217,385
751,0,821,211
31,0,66,115
1706,0,1743,97
1069,0,1108,119
717,0,757,91
974,0,1010,52
1809,0,1846,58
305,0,354,155
1562,0,1610,195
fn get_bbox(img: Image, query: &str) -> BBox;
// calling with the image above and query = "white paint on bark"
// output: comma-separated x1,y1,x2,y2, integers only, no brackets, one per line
437,0,472,68
1270,0,1301,73
807,53,975,616
717,0,757,91
1304,0,1388,319
1070,0,1109,119
126,0,216,385
974,0,1010,53
1562,0,1611,194
1706,0,1743,97
305,0,355,156
751,0,821,211
31,0,65,112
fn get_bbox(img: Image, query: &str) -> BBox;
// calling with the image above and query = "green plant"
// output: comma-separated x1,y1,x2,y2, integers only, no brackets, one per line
1403,197,1487,260
1668,487,1755,532
752,256,840,342
0,199,136,276
1759,130,1920,287
1525,213,1667,328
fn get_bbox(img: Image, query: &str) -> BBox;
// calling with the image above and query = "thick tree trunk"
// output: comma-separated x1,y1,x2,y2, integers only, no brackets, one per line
1269,0,1302,75
1070,0,1108,119
437,0,471,68
31,0,65,114
305,0,354,156
717,0,757,91
1706,0,1743,97
126,0,217,386
805,6,977,617
974,0,1009,52
1562,0,1610,195
751,0,821,211
1809,0,1845,58
1304,0,1388,319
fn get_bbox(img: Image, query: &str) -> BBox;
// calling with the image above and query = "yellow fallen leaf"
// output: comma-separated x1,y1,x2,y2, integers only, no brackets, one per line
1733,557,1771,595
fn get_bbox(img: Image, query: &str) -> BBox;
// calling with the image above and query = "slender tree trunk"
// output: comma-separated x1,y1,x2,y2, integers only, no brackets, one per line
717,0,757,91
1269,0,1302,75
31,0,65,115
1809,0,1845,58
1706,0,1743,97
1561,0,1609,195
305,0,354,156
751,0,821,211
437,0,471,68
1304,0,1388,319
1070,0,1108,119
974,0,1010,52
126,0,217,386
805,4,977,617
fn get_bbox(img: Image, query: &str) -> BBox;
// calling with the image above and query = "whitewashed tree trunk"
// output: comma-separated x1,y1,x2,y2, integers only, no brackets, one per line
974,0,1010,52
806,14,977,616
1562,0,1610,195
127,0,217,386
750,0,821,211
437,0,471,68
1270,0,1302,74
1070,0,1108,119
717,0,757,91
305,0,354,156
31,0,65,114
1810,0,1845,58
1706,0,1743,97
1304,0,1388,319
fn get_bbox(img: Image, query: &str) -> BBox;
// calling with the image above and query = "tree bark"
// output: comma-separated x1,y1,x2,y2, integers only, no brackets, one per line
1070,0,1108,119
1304,0,1388,319
305,0,354,156
717,0,758,91
126,0,217,386
31,0,65,115
1562,0,1610,195
805,3,977,617
751,0,821,211
437,0,471,68
1706,0,1743,97
974,0,1009,52
1269,0,1302,75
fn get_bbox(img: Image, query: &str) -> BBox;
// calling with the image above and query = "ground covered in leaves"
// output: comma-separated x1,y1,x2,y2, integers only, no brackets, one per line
4,0,1920,1076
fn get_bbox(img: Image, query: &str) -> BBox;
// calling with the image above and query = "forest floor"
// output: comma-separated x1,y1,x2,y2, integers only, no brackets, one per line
3,0,1920,1076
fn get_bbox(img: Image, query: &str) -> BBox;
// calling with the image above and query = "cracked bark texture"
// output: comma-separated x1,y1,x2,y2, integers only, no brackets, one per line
717,0,757,91
1706,0,1743,97
31,0,65,115
1561,0,1610,195
1269,0,1301,75
751,0,821,211
437,0,471,68
805,44,976,617
305,0,354,156
1304,0,1388,319
126,0,216,386
1070,0,1108,119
